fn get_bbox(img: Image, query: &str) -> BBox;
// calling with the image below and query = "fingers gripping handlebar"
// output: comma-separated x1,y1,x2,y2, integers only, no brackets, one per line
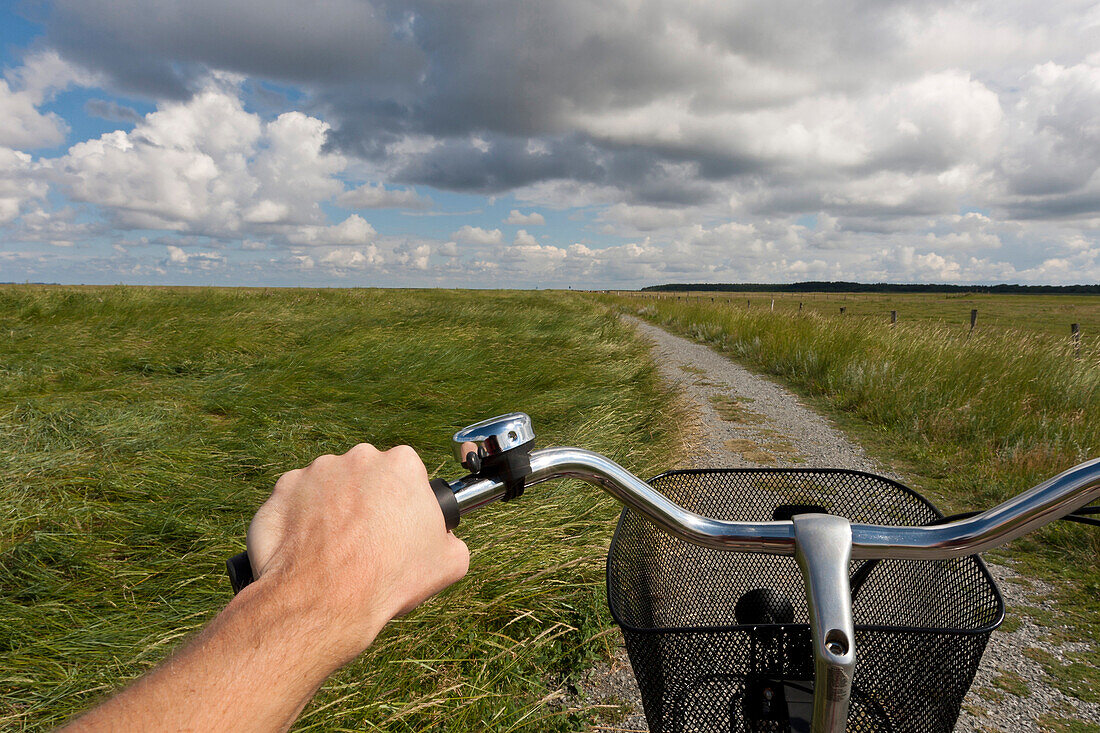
225,414,532,594
227,475,460,594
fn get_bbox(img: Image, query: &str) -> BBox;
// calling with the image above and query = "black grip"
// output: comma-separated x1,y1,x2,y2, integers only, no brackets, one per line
431,477,461,531
226,551,254,594
226,478,461,594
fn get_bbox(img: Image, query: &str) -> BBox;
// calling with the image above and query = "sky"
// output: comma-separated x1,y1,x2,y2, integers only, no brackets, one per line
2,1,1100,288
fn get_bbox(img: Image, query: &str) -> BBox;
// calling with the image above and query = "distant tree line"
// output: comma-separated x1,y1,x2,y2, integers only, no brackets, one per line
640,281,1100,295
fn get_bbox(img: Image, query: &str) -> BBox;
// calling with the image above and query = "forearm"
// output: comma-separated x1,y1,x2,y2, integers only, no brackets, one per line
61,573,381,733
59,443,467,731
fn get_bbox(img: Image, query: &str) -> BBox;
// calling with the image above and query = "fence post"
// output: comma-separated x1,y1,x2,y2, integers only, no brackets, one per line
840,306,846,314
891,310,897,326
1072,323,1081,359
970,309,978,333
799,301,803,312
771,298,775,311
747,299,751,309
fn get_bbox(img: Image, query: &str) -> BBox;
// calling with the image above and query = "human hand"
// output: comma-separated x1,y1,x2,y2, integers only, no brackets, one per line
244,444,470,666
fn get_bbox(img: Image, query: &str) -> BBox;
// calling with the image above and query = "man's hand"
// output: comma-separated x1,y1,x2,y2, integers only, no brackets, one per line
246,443,470,664
61,443,469,732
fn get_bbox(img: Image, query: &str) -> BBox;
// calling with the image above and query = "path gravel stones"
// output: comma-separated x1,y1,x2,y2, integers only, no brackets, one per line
579,316,1099,733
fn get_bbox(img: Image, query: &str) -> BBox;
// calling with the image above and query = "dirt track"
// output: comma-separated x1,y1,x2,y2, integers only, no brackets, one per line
579,316,1099,733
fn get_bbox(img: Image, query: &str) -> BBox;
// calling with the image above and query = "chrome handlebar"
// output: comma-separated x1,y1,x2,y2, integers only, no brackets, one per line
449,446,1100,560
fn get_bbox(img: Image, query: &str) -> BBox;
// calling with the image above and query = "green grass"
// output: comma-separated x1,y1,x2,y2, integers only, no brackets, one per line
989,670,1030,698
608,292,1100,704
629,290,1100,342
1024,647,1100,704
0,286,681,731
1038,714,1100,733
709,394,765,424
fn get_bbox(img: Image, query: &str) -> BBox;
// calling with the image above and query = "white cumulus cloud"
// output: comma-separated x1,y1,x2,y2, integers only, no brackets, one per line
288,214,377,246
452,225,503,245
513,229,538,247
505,209,545,225
53,81,345,235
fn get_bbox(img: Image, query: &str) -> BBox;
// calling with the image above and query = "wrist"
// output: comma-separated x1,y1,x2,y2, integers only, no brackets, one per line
239,567,389,672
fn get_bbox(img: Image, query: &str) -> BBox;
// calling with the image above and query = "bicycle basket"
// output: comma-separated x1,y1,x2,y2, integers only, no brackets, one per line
607,468,1004,733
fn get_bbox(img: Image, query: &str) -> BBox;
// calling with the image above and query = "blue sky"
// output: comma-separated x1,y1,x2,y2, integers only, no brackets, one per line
2,0,1100,288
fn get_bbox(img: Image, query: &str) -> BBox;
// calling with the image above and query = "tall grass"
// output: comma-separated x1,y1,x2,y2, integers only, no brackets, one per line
607,295,1099,670
0,286,681,731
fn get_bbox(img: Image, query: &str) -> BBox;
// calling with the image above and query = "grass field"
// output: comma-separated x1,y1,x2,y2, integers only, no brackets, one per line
619,290,1100,344
607,291,1100,716
5,285,1097,730
0,286,681,731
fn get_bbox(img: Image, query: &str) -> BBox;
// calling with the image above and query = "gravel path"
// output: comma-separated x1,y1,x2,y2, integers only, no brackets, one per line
579,316,1099,733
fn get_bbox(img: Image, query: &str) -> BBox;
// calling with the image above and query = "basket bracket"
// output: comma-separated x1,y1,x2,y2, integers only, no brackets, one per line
793,514,856,733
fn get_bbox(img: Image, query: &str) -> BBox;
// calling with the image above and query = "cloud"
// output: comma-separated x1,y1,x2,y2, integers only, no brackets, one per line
85,99,143,123
57,85,262,230
0,78,69,149
2,0,1099,289
32,0,1100,224
599,203,691,232
9,50,99,100
164,244,226,268
452,225,503,245
336,183,431,209
43,0,423,99
0,51,98,150
513,229,538,246
30,0,1098,225
290,254,314,270
394,241,432,269
53,81,346,235
5,203,101,245
996,61,1100,219
166,244,188,263
287,214,377,246
505,209,545,225
0,148,48,224
319,245,382,269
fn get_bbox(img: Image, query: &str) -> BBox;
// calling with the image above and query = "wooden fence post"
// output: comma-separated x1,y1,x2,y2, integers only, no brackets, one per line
840,306,846,314
891,310,897,325
1072,323,1081,359
798,301,803,312
747,299,751,308
970,309,978,333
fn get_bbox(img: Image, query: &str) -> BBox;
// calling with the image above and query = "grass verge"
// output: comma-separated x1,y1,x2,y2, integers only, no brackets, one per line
0,286,681,731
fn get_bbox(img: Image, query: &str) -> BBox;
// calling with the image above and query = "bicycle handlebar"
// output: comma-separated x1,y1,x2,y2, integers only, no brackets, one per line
226,411,1100,586
448,447,1100,560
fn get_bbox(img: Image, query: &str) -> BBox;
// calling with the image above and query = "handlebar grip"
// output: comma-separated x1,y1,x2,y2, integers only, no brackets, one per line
226,551,254,594
225,477,461,595
431,477,461,531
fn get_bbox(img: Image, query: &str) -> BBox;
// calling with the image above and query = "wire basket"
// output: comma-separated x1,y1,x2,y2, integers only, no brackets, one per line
607,469,1004,733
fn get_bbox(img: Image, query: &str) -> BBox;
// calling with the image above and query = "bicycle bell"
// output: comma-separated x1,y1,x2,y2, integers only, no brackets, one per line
452,412,535,501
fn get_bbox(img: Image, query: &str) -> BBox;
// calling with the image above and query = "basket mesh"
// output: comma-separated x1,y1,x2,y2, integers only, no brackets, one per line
607,469,1004,733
